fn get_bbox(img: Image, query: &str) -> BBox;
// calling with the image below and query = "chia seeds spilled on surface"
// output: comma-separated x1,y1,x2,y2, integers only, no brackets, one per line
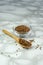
35,44,42,50
39,46,42,50
29,40,34,42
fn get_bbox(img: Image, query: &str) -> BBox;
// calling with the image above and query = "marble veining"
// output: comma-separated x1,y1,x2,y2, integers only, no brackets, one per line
0,0,43,65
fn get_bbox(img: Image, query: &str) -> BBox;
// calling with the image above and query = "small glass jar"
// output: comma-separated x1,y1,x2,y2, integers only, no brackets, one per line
13,20,34,38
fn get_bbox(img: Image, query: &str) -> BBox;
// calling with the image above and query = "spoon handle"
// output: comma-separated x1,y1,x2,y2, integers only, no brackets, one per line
2,29,19,42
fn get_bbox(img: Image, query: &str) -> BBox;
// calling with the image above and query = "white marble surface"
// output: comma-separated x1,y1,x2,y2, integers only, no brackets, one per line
0,0,43,65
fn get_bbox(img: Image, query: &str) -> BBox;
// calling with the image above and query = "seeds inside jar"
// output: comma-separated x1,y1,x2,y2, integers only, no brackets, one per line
15,25,30,34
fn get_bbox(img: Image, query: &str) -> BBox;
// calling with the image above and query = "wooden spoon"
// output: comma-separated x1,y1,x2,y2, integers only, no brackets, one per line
2,29,32,49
